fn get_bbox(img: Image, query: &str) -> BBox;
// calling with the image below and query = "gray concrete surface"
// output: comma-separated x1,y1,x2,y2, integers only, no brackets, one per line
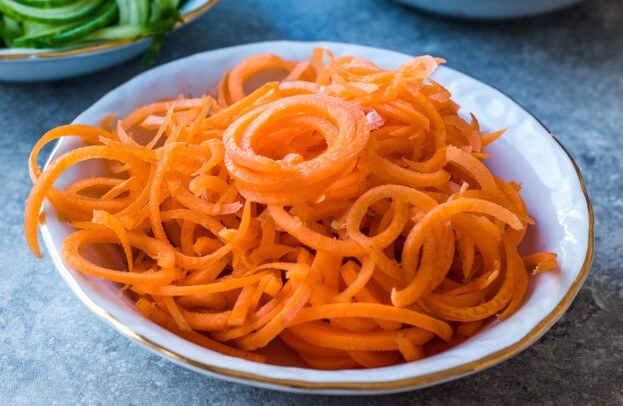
1,0,622,404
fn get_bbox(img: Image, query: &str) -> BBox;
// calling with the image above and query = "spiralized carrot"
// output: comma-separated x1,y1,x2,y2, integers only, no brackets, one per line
25,47,557,369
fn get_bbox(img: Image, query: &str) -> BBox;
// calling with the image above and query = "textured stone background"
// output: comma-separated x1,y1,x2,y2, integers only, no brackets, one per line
1,0,622,404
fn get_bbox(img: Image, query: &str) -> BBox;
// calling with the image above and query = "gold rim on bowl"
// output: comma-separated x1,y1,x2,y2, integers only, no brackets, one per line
0,0,219,61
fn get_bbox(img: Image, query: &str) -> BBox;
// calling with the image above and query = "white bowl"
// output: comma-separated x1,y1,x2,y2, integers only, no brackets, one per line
390,0,583,19
39,41,594,394
0,0,218,82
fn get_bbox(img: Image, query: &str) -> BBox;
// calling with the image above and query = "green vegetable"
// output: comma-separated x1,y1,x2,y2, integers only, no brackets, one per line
0,0,188,61
117,0,149,26
0,14,23,46
12,1,116,48
83,20,174,42
14,0,89,7
0,0,107,23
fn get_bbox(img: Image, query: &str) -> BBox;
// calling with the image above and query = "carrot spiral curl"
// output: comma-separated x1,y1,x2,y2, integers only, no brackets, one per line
223,94,370,205
219,53,316,106
25,47,558,369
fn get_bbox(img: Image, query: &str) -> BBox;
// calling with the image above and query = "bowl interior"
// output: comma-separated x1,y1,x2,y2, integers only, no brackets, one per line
40,41,592,393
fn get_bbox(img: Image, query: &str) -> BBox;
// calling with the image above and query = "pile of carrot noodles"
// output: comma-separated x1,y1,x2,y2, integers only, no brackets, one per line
25,48,558,369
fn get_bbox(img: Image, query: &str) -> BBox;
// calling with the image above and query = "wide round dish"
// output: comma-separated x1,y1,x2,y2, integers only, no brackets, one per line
39,41,593,394
0,0,218,82
390,0,583,20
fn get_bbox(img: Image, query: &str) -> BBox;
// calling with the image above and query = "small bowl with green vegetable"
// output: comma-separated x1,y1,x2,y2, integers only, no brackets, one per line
0,0,218,82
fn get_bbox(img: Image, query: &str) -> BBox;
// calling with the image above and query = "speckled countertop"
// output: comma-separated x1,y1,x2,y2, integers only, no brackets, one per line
1,0,622,404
